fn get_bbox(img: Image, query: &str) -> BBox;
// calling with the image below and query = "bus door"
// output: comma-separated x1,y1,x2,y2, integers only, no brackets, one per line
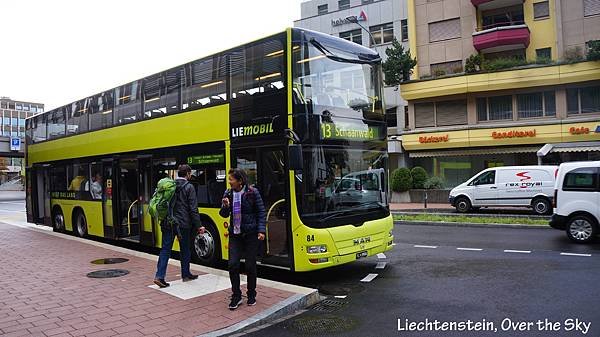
232,147,290,268
114,157,153,245
102,160,115,239
29,165,50,225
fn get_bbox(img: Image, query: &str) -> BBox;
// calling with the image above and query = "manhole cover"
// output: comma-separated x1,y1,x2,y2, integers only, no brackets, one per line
86,269,129,278
288,314,358,334
318,283,365,296
311,299,348,313
91,258,129,265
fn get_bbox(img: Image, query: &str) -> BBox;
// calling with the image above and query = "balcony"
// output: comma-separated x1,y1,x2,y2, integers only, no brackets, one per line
471,0,524,10
472,24,530,53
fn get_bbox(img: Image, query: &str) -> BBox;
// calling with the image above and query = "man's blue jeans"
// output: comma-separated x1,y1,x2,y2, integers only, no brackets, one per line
155,224,192,280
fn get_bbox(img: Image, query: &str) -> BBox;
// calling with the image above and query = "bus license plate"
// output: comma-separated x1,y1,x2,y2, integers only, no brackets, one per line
356,251,368,259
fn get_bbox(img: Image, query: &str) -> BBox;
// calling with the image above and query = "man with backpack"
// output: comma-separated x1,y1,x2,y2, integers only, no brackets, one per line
153,164,205,288
219,168,266,310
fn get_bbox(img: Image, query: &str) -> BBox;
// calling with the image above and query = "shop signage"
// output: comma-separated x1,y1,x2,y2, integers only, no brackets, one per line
492,129,536,139
10,137,20,151
569,126,590,135
331,10,367,27
419,135,449,143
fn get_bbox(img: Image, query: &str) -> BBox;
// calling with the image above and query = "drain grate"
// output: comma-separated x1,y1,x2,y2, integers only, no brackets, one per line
288,314,358,334
87,269,129,278
91,258,129,265
310,299,348,313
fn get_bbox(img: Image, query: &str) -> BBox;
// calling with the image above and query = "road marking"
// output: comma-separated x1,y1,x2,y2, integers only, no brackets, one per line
457,247,483,251
503,250,531,254
334,295,347,299
377,253,386,259
560,252,592,257
360,273,378,282
414,245,438,249
375,262,386,269
392,243,396,246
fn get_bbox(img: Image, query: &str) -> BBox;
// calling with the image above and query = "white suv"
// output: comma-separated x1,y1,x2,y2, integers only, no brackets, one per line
550,161,600,243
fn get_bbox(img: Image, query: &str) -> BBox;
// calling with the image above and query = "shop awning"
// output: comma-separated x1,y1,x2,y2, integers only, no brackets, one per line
537,141,600,157
409,146,540,158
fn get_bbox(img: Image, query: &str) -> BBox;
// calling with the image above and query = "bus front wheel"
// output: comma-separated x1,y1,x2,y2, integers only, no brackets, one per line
192,222,221,267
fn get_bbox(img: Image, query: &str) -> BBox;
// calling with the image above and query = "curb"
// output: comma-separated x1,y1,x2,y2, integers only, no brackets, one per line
394,220,551,230
392,210,550,219
198,291,320,337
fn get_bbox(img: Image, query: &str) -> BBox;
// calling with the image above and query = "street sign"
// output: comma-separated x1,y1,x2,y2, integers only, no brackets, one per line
10,137,21,151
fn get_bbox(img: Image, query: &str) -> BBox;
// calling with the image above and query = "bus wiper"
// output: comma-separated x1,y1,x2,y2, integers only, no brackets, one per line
319,202,387,224
309,38,381,65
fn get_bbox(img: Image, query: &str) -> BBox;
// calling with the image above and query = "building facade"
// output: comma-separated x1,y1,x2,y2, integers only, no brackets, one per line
400,0,600,187
0,97,44,183
295,0,410,171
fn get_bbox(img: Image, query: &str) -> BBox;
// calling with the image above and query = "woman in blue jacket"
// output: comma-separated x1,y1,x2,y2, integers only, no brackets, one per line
219,168,266,310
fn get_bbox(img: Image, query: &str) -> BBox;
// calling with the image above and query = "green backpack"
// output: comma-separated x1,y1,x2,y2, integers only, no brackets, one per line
149,177,177,224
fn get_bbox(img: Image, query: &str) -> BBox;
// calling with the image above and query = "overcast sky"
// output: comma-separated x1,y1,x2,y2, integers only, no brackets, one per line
0,0,303,110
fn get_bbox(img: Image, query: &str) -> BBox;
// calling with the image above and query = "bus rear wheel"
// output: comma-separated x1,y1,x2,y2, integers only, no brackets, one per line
192,223,221,267
52,208,65,233
74,211,88,238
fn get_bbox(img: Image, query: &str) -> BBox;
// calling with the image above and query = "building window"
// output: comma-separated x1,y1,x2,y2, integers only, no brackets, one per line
318,4,328,15
0,102,6,109
517,91,555,119
16,104,22,110
401,19,409,41
362,0,374,3
386,107,397,128
567,85,600,115
369,22,394,46
429,18,461,42
583,0,600,17
482,6,524,29
477,96,513,121
339,29,362,45
533,1,550,19
338,0,350,10
430,60,463,77
414,100,467,128
536,48,551,60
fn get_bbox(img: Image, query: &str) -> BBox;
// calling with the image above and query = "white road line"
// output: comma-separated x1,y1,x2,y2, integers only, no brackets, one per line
334,295,347,299
504,250,531,254
414,245,438,249
560,252,592,257
391,243,396,246
360,273,378,282
457,247,483,251
377,253,386,259
375,262,387,269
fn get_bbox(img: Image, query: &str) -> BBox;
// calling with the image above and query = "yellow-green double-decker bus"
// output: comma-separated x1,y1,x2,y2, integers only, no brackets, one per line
25,28,393,272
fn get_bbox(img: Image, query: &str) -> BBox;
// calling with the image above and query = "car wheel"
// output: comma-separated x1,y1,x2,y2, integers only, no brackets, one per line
52,208,65,233
566,215,597,244
532,197,551,215
192,223,221,266
75,211,88,238
455,197,471,213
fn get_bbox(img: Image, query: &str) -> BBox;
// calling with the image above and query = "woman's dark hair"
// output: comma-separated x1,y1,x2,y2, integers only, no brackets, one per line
228,168,247,185
178,164,192,177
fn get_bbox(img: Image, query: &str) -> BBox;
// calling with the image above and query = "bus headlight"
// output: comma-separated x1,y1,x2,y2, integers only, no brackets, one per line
307,245,327,254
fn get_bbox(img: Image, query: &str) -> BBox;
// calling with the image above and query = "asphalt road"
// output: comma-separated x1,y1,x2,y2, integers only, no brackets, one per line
2,195,598,337
244,224,600,337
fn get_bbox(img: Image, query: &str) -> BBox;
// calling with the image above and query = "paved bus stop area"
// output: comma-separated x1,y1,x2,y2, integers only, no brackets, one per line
0,220,317,337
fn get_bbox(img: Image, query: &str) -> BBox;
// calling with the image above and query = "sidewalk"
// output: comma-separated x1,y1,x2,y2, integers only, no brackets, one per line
0,221,317,337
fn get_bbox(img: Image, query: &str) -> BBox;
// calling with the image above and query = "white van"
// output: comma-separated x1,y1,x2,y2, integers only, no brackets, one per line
449,166,558,215
550,161,600,243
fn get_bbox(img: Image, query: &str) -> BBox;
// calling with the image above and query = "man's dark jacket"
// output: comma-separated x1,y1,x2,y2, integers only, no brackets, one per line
170,178,201,229
219,185,266,234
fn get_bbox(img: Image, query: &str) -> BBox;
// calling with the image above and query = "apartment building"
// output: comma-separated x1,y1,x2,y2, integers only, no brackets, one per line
400,0,600,187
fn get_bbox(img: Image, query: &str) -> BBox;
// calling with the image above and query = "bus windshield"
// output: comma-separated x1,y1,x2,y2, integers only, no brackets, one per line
293,29,384,121
296,146,389,227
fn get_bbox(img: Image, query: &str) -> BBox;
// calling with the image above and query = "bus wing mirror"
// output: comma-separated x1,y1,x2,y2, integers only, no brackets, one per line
288,145,303,171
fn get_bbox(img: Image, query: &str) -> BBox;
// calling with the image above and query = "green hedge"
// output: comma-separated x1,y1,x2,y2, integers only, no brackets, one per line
391,167,412,192
410,167,428,189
